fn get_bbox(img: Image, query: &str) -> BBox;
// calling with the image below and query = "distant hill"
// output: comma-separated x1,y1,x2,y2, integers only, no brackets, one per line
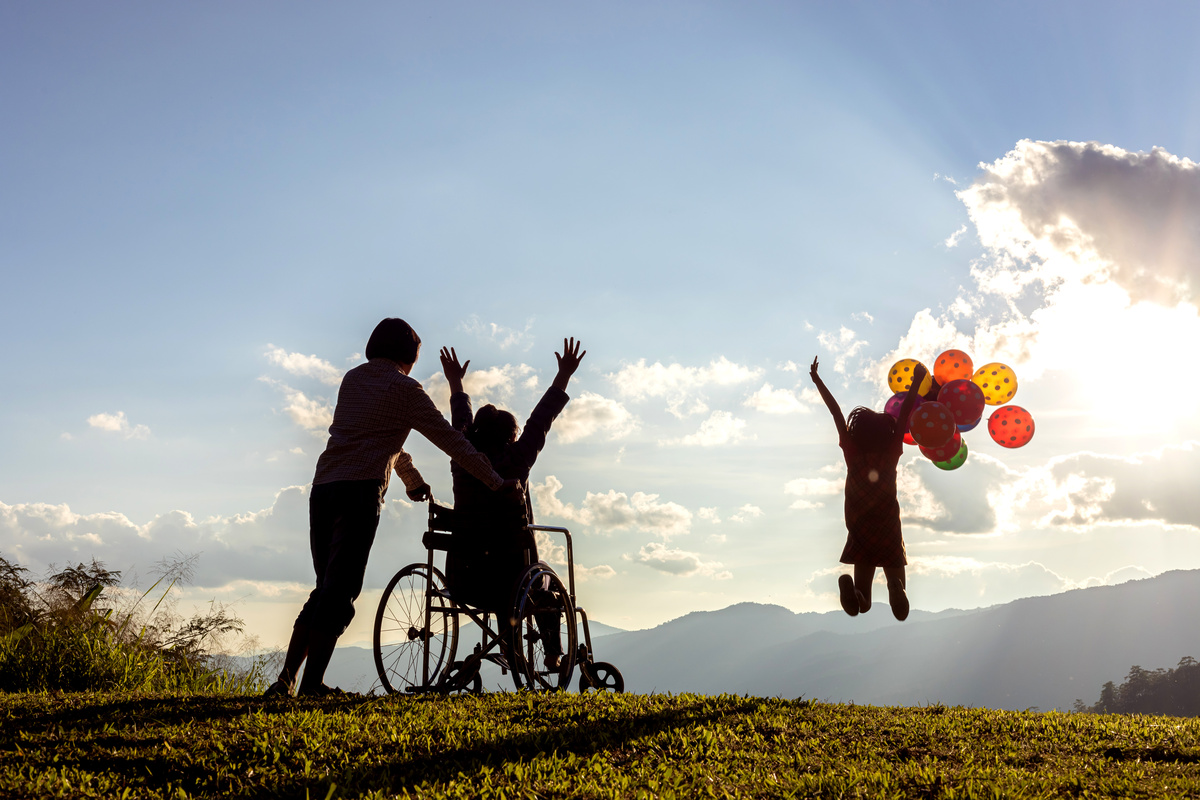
316,570,1200,709
596,570,1200,711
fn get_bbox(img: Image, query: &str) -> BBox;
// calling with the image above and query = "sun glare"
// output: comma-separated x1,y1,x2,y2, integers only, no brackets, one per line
1028,280,1200,435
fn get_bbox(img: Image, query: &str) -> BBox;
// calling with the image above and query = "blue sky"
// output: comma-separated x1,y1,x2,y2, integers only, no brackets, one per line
4,2,1200,648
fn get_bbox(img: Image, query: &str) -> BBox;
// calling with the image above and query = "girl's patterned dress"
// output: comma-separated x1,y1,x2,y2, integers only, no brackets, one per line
838,432,907,568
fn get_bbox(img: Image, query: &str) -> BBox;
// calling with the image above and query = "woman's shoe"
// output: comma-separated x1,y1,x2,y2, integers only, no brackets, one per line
262,680,291,699
838,575,860,617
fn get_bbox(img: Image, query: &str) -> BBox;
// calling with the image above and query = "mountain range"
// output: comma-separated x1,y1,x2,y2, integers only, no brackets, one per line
319,569,1200,711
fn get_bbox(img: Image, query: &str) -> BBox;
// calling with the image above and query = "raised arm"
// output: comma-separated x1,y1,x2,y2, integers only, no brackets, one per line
550,337,585,393
404,381,510,491
440,346,474,430
809,356,847,440
510,338,581,470
893,362,927,444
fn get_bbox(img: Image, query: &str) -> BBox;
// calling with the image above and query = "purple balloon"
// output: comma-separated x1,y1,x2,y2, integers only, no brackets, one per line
884,391,924,419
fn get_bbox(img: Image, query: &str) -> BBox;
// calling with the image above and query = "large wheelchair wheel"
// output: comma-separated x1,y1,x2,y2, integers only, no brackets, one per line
374,563,458,694
512,565,578,691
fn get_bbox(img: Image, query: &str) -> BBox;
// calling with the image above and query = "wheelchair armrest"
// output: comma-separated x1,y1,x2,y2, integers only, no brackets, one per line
422,530,454,552
526,524,575,603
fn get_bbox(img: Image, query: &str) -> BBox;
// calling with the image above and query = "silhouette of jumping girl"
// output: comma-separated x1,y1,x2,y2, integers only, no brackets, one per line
809,356,926,621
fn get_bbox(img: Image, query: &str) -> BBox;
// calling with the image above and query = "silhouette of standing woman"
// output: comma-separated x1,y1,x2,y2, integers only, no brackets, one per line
809,356,926,621
264,318,518,698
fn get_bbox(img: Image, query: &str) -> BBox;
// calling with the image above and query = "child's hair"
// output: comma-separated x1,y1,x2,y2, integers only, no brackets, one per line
846,406,896,452
466,405,519,457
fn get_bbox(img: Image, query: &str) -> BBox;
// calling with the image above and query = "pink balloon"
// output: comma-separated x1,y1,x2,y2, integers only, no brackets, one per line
919,430,962,462
937,379,986,428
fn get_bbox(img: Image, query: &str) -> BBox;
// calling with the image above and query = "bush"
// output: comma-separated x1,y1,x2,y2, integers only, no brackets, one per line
0,553,275,694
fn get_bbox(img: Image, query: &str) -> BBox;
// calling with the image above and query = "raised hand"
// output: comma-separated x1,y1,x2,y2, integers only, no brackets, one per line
439,346,470,394
911,362,928,389
810,356,820,382
552,337,586,391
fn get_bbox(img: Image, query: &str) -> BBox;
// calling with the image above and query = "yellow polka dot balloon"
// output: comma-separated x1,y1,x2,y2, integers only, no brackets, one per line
887,359,932,396
972,362,1018,406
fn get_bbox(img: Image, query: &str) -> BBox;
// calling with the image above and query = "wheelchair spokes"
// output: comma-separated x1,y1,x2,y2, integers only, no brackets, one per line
373,564,458,694
512,566,578,691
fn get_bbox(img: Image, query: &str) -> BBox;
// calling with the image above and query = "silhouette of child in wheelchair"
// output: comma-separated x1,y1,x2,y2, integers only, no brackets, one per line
372,339,623,693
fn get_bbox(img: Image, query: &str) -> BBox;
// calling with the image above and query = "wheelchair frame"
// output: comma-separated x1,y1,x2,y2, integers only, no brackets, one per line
373,499,624,694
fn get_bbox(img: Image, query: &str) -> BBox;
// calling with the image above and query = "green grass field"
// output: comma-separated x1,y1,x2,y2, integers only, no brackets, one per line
4,691,1200,799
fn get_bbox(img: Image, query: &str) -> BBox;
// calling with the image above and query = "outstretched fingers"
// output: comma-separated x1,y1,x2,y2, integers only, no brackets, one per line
556,337,586,370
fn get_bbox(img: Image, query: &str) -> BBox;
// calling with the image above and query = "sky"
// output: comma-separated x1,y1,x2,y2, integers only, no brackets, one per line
4,2,1200,650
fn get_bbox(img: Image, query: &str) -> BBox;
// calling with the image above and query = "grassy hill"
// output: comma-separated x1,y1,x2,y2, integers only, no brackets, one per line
5,692,1200,798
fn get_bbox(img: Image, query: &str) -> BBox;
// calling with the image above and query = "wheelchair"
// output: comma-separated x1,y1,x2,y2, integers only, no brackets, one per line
373,499,624,694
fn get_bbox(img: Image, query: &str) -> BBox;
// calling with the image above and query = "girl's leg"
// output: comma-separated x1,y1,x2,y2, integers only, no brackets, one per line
853,564,876,613
883,565,909,621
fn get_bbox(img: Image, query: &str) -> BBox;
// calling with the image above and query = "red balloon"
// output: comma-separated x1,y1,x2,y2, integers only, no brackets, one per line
919,430,962,462
987,405,1035,448
909,402,955,448
937,380,986,427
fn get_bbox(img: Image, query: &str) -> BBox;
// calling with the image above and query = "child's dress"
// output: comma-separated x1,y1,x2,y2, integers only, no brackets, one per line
839,432,907,568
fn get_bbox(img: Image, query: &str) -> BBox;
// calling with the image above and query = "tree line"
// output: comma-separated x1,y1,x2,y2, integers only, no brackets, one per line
1075,657,1200,717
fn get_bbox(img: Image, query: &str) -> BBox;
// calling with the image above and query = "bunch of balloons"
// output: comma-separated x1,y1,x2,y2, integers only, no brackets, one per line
884,349,1034,471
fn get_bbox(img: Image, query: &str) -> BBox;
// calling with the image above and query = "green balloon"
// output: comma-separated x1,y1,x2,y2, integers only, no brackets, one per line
934,439,969,471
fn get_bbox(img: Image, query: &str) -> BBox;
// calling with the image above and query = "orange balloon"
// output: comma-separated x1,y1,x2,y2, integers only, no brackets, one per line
933,349,974,385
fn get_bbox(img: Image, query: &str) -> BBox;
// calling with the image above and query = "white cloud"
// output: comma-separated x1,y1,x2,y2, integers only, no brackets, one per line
532,475,692,540
852,311,875,324
778,360,800,373
729,504,763,523
1045,443,1200,530
960,140,1200,306
944,224,968,248
260,379,333,434
87,411,150,440
816,326,868,375
784,474,843,510
608,357,763,418
635,542,730,579
881,140,1200,439
889,442,1200,539
265,346,343,386
663,411,750,447
458,316,535,351
555,392,639,443
0,486,327,586
743,383,816,415
697,507,721,524
425,363,536,413
576,564,617,582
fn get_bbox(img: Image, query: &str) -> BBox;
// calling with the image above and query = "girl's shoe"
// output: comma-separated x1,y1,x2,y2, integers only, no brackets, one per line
838,575,860,617
889,582,910,621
